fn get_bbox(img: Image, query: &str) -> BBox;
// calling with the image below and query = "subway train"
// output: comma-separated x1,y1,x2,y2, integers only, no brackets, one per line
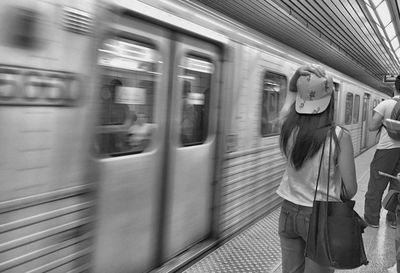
0,0,390,272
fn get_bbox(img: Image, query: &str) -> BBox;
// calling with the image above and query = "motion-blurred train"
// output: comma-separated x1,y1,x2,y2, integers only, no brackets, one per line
0,0,389,272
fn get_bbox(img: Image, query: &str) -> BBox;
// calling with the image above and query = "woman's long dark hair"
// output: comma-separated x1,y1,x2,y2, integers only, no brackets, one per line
280,93,339,170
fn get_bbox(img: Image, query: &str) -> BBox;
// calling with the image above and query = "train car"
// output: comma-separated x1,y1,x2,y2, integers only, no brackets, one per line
336,78,383,155
0,0,389,272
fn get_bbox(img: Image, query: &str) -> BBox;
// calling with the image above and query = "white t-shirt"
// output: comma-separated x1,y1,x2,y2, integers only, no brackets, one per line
374,96,400,150
276,126,343,207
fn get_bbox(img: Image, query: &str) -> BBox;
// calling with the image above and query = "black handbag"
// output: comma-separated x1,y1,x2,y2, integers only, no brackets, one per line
305,129,369,269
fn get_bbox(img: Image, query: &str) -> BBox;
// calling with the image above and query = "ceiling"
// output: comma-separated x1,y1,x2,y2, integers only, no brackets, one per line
187,0,400,95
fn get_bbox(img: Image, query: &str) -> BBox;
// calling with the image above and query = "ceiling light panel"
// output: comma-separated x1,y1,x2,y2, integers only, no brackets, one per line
385,22,396,39
371,0,383,8
376,1,391,26
391,37,399,49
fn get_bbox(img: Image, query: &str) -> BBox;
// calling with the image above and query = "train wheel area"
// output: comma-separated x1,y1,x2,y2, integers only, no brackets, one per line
151,146,397,273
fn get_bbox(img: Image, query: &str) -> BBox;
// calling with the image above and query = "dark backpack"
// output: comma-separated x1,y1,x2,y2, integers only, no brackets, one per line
384,97,400,140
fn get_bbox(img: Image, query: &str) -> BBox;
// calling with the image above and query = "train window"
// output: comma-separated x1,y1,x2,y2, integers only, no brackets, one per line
333,82,339,123
261,71,287,136
180,55,212,146
362,95,369,121
95,38,159,157
344,92,353,125
372,99,378,108
353,94,360,123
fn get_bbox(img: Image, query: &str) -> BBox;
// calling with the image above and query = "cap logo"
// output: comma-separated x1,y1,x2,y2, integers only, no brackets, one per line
309,91,316,100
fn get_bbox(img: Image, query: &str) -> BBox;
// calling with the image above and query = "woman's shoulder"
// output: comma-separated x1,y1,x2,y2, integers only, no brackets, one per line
334,125,350,137
334,126,352,146
332,125,351,146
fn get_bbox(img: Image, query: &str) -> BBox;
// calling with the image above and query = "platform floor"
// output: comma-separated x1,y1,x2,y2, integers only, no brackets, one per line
183,146,398,273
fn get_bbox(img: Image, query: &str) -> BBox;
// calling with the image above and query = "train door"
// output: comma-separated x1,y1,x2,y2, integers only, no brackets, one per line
162,35,220,260
92,18,171,273
91,16,221,272
361,93,370,150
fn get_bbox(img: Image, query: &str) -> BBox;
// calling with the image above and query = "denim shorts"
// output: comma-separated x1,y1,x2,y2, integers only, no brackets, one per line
279,199,334,273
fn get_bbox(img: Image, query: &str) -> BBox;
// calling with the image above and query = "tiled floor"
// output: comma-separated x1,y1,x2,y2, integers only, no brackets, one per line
183,146,399,273
182,210,281,273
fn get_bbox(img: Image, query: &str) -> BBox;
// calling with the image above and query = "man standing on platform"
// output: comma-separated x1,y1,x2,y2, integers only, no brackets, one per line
364,75,400,229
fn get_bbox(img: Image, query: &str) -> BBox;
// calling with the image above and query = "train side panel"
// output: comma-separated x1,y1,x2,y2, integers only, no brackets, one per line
0,0,97,272
339,81,363,155
218,42,300,237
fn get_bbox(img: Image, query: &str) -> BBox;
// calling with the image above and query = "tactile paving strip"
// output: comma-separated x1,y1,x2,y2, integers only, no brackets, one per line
183,209,281,273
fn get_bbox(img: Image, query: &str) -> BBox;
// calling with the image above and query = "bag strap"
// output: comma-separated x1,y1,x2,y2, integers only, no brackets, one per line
311,129,334,263
312,127,333,202
326,129,333,202
336,127,353,201
332,126,342,165
325,128,334,263
312,132,327,202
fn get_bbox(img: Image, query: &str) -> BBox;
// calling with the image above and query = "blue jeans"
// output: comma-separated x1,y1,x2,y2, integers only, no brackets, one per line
364,148,400,225
279,200,334,273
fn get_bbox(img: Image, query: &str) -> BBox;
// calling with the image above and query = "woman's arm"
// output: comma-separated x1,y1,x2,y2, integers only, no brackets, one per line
279,91,296,121
280,64,327,120
338,130,357,198
289,69,301,92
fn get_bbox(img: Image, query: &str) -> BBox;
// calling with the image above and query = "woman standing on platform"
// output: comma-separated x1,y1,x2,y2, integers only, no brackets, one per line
276,64,358,273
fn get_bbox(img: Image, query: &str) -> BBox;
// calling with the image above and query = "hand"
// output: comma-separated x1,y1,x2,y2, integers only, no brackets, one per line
297,64,326,78
397,173,400,182
289,63,326,92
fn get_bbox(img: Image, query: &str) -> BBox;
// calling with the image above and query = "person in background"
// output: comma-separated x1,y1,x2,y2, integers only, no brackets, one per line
364,75,400,229
277,64,358,273
128,112,156,149
181,81,201,144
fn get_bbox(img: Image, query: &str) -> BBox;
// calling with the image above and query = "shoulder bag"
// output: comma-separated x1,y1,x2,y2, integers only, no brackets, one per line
305,128,369,269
